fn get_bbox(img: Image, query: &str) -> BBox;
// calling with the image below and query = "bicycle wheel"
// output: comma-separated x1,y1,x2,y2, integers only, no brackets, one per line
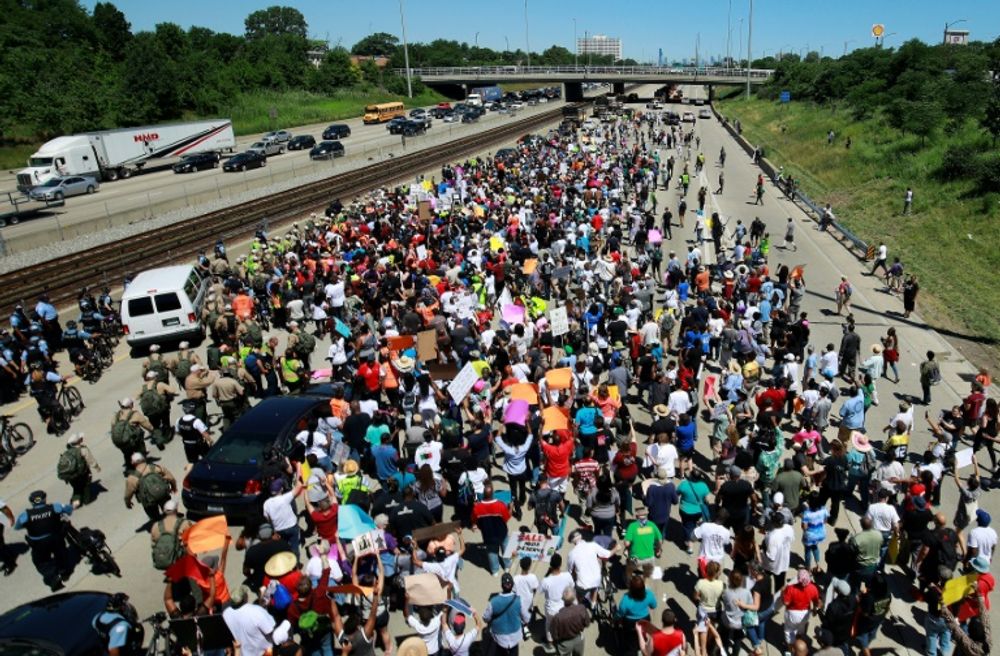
51,407,70,436
61,387,85,416
0,452,12,480
7,423,34,455
97,547,122,577
98,344,114,368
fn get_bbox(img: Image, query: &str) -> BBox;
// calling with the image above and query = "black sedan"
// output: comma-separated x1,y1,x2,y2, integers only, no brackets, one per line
309,141,345,160
182,395,331,521
400,120,426,136
322,124,351,140
287,135,316,150
222,151,266,172
0,591,124,656
172,151,220,173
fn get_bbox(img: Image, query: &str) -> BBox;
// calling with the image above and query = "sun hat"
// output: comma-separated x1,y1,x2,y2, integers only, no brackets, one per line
970,555,990,573
653,404,670,418
850,431,872,453
264,551,298,578
398,637,429,656
342,459,360,475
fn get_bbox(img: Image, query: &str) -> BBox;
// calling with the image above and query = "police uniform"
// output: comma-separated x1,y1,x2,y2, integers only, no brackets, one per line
212,373,246,430
183,370,216,423
175,414,211,464
15,500,71,590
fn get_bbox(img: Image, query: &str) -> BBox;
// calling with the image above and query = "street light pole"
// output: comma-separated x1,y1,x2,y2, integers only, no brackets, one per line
505,35,509,53
726,0,732,69
474,32,479,48
524,0,531,67
398,0,412,98
943,19,967,44
745,0,753,98
573,18,578,68
843,40,855,56
738,19,744,66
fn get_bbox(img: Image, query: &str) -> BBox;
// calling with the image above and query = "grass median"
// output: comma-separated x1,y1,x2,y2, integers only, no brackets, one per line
716,96,1000,350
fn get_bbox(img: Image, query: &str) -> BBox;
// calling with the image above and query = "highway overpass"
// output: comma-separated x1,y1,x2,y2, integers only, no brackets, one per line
397,65,774,100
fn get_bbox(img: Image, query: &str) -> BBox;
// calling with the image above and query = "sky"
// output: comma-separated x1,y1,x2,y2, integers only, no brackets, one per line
81,1,1000,62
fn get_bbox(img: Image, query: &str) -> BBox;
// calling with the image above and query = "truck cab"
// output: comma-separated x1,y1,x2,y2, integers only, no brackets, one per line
466,93,483,107
17,136,98,194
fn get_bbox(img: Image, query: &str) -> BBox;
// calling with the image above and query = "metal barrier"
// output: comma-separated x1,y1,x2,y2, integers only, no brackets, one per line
712,107,871,260
400,65,774,80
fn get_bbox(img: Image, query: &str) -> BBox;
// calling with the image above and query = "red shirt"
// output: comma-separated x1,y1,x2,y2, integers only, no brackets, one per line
472,498,511,524
358,362,381,392
541,433,574,479
956,573,995,622
310,505,339,542
782,583,820,611
652,629,685,656
613,443,639,482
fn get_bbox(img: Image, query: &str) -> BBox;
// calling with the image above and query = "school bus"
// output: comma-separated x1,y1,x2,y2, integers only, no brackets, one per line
363,102,406,124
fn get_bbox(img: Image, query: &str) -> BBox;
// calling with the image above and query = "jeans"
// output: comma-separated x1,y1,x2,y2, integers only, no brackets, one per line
924,614,952,656
486,535,511,575
279,525,301,555
593,515,617,537
680,511,701,543
804,542,821,569
304,631,334,656
848,474,871,510
747,605,776,647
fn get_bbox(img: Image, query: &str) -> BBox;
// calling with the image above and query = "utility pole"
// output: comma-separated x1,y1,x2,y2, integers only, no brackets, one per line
573,18,578,68
398,0,412,98
524,0,531,67
726,0,732,69
745,0,753,99
695,32,700,68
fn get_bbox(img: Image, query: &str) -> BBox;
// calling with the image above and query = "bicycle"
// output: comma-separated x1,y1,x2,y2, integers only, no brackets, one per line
58,381,85,418
0,414,34,479
92,335,116,368
63,519,121,577
144,612,174,656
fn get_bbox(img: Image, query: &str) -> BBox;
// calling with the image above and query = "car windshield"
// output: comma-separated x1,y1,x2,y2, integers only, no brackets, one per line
28,157,53,167
207,430,275,465
251,142,264,148
39,178,62,187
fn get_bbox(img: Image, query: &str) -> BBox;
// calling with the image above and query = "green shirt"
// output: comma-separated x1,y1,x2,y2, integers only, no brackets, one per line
625,520,662,560
853,529,883,568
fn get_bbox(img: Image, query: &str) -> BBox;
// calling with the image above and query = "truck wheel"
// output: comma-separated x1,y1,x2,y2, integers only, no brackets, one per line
105,169,118,182
120,168,131,179
86,186,95,194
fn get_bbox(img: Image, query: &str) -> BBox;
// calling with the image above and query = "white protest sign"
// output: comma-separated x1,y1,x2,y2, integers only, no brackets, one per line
502,532,561,562
447,361,480,404
416,245,428,261
549,306,569,337
351,530,387,558
955,448,974,469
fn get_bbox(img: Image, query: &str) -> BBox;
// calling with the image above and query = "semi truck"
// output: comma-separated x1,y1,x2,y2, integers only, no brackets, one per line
16,119,235,193
466,85,503,106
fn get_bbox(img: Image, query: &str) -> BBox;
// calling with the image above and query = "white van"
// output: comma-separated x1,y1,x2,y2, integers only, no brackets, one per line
121,265,209,347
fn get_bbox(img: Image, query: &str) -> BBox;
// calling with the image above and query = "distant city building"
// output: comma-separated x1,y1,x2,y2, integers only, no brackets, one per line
943,29,969,45
576,34,623,61
307,45,329,68
350,55,391,68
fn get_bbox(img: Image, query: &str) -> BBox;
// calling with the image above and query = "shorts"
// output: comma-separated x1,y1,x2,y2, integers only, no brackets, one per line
696,608,717,633
855,627,879,648
679,447,695,459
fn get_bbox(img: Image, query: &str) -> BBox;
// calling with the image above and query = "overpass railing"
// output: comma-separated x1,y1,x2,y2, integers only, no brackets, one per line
397,65,774,79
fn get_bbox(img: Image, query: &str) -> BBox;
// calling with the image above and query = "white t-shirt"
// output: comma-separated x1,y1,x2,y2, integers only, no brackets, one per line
262,491,298,531
865,503,900,533
568,540,611,590
647,443,679,478
667,389,692,417
407,613,442,654
415,441,444,472
295,430,329,461
820,351,839,376
763,524,795,575
969,526,998,562
540,571,575,616
694,522,733,563
223,605,276,656
443,626,478,656
513,572,540,614
459,469,489,495
423,553,462,594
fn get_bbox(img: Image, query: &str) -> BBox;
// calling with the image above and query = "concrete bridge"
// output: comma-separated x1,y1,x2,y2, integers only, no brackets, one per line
396,65,774,100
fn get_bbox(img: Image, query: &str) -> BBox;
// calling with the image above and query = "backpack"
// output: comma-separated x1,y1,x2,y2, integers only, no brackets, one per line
297,610,331,638
136,467,171,507
140,384,168,417
152,519,185,570
457,473,476,507
174,353,193,384
244,321,263,346
111,411,144,450
147,357,169,383
57,447,87,481
928,362,942,386
296,331,316,356
848,450,877,477
937,528,960,570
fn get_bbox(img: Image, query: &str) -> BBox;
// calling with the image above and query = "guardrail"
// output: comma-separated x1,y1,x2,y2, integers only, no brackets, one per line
712,106,871,261
398,65,774,79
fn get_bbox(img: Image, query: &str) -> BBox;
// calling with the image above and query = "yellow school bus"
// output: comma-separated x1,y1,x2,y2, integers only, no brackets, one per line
363,102,406,124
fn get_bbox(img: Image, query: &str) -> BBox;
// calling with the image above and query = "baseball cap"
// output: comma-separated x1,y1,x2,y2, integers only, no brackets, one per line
258,523,275,539
163,499,178,513
501,573,515,590
977,509,991,526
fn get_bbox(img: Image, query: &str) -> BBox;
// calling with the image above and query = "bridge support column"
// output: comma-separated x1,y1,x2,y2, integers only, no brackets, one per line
612,82,626,95
707,85,714,102
564,82,584,102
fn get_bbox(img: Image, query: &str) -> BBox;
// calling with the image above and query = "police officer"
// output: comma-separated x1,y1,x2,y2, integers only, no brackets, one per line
92,593,144,656
212,367,246,430
61,320,95,379
175,401,212,464
14,490,72,590
183,364,216,423
9,303,30,344
27,362,65,434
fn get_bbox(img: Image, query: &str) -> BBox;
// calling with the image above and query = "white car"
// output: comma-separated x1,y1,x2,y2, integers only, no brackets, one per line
682,112,696,123
247,140,283,156
698,109,712,119
264,130,292,143
509,101,525,110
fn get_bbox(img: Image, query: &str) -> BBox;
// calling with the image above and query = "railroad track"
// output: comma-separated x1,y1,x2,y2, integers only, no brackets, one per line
0,103,582,311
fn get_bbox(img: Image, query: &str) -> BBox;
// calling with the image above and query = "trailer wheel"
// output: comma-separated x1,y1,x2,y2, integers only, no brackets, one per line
105,169,119,182
119,168,131,179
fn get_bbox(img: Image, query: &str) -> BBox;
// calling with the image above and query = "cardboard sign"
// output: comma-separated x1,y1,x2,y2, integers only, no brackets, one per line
502,304,526,325
412,521,462,544
502,532,561,562
545,367,572,390
552,266,573,280
387,335,415,353
418,200,431,221
522,258,539,275
351,530,387,558
542,406,570,432
549,306,569,337
416,329,438,362
447,361,480,403
405,572,449,605
510,383,539,405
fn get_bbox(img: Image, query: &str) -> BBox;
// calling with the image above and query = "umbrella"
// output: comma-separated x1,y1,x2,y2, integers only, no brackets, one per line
338,504,377,540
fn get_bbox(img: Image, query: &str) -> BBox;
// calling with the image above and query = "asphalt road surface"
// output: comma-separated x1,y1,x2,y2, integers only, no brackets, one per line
0,86,993,656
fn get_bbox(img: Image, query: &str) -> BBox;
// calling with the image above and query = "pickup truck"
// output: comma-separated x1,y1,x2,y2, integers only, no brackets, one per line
247,140,284,156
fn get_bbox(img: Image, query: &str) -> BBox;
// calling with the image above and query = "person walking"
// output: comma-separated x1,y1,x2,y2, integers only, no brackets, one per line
870,243,888,276
903,275,919,318
56,432,100,508
881,328,901,383
920,351,941,406
483,573,530,656
903,187,913,215
124,453,177,521
781,218,796,252
835,277,853,315
14,490,72,591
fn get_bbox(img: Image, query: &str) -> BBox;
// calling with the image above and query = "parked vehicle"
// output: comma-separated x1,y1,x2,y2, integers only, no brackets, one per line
28,175,98,201
16,119,235,191
121,265,209,347
172,152,220,173
322,124,352,140
263,129,292,143
309,141,345,160
0,591,129,655
182,395,331,520
247,140,283,157
287,135,316,150
222,151,266,172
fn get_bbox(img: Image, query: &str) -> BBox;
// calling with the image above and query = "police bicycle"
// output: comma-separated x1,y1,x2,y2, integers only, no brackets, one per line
144,612,174,656
0,414,34,479
63,518,121,577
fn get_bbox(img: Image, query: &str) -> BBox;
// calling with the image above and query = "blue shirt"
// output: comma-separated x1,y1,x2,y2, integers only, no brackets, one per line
574,406,599,436
372,444,399,481
93,612,131,650
839,391,866,430
675,422,697,451
15,502,72,539
35,302,58,321
617,588,657,620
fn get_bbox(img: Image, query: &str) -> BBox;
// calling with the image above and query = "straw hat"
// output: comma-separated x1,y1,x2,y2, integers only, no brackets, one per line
395,355,416,373
342,459,360,475
264,551,297,578
398,637,429,656
653,404,670,418
871,344,883,354
850,431,872,453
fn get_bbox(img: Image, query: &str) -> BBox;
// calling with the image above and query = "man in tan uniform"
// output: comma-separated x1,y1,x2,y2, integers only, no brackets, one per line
184,364,217,423
111,398,154,471
212,368,246,430
124,453,177,521
149,499,194,545
138,371,179,449
167,341,203,388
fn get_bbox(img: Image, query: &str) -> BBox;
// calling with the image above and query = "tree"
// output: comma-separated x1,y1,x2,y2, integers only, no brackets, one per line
351,32,398,56
982,81,1000,147
244,6,307,40
92,2,131,58
308,48,360,91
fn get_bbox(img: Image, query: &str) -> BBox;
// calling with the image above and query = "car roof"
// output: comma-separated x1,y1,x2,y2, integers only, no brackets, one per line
0,591,110,656
225,395,328,434
123,265,197,297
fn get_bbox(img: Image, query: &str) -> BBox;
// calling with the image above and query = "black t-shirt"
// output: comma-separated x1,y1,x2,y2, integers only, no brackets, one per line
920,527,960,573
649,417,676,437
718,479,754,513
823,596,856,644
243,538,294,588
902,508,933,538
389,500,434,538
753,574,774,609
608,319,629,345
343,414,372,453
467,427,492,463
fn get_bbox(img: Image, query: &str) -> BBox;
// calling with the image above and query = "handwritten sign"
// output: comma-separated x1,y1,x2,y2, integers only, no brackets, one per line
334,318,351,338
549,306,569,337
447,362,480,404
503,532,561,562
416,329,438,362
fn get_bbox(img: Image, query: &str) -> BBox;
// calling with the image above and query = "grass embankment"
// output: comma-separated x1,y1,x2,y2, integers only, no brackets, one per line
0,87,446,171
715,97,1000,347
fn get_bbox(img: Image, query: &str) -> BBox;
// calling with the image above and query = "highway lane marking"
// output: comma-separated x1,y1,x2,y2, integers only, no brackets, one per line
4,351,129,415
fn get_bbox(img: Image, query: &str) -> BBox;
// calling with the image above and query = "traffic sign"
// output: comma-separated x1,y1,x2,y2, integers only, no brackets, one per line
780,91,791,103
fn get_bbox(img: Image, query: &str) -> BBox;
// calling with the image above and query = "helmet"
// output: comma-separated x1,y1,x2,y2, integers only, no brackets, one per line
109,592,130,611
78,299,91,310
66,320,77,329
28,490,46,504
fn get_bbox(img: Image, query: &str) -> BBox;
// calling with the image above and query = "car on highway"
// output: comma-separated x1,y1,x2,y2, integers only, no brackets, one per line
442,111,459,123
386,117,408,134
222,150,266,172
0,591,123,655
400,120,427,136
436,102,452,110
646,101,663,110
182,395,331,520
247,140,283,157
264,129,292,143
28,175,99,201
509,101,525,110
461,110,481,124
698,108,712,119
287,135,316,150
429,106,450,119
309,140,345,160
172,152,220,174
322,124,351,140
666,112,681,126
694,99,706,106
682,111,696,123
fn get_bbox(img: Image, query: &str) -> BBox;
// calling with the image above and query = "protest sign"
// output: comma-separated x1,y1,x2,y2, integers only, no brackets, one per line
447,362,480,404
416,330,437,362
549,306,569,337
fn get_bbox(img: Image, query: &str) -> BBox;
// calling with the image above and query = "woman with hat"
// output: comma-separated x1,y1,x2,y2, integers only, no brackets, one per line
846,431,877,509
859,344,885,406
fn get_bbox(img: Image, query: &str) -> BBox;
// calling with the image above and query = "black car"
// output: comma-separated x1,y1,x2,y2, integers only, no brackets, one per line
400,120,426,136
322,124,351,140
172,151,220,174
0,591,123,656
182,395,331,521
309,140,345,160
386,117,408,135
287,135,316,150
222,151,266,172
429,107,448,119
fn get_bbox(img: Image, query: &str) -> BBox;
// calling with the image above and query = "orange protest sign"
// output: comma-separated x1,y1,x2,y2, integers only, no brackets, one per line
607,386,620,400
545,368,572,390
510,383,539,405
522,258,538,275
542,406,570,432
183,516,230,555
388,335,415,353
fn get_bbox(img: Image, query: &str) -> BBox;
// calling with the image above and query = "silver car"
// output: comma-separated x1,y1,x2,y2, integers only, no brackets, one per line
247,140,283,156
263,130,292,143
28,175,99,201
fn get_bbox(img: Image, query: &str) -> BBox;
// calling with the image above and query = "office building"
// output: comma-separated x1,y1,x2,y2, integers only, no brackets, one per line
577,34,623,61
